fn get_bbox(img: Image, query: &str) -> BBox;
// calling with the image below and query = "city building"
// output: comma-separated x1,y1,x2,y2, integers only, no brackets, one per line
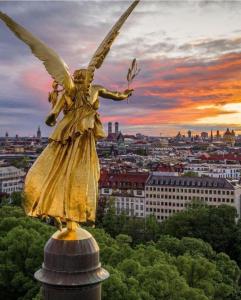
184,163,241,179
201,132,208,140
223,128,235,146
106,122,124,143
0,166,25,194
99,171,149,217
145,175,241,221
37,126,41,139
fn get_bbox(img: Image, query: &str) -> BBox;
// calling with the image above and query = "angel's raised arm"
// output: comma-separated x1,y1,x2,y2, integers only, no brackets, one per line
0,11,74,92
95,85,133,101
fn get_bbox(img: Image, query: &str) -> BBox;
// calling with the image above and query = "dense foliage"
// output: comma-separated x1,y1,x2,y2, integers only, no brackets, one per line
160,204,241,266
0,205,241,300
0,206,54,300
100,202,241,268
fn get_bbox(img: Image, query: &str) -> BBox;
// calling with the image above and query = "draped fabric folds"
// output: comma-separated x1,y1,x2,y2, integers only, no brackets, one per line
24,100,105,223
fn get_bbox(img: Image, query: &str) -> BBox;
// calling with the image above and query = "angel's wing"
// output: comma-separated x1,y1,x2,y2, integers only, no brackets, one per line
0,11,74,91
88,0,140,73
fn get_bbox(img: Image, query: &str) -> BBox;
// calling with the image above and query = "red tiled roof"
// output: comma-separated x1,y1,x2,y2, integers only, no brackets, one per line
201,154,241,161
155,163,184,172
99,172,149,188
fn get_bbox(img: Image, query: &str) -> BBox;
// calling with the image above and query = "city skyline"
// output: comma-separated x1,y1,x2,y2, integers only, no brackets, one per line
0,123,239,138
1,1,241,136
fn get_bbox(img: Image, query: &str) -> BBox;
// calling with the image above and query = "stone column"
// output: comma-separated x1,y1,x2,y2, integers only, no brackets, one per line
35,227,109,300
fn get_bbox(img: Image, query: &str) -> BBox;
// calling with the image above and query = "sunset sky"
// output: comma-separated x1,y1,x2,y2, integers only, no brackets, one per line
1,0,241,137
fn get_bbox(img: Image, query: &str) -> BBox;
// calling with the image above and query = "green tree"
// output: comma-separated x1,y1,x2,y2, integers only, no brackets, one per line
1,205,241,300
161,205,237,257
0,206,54,300
10,192,23,207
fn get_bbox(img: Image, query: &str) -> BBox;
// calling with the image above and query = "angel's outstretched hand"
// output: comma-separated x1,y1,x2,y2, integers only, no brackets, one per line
124,89,134,98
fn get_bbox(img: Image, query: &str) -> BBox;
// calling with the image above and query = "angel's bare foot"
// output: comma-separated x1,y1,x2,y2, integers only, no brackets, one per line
67,221,79,231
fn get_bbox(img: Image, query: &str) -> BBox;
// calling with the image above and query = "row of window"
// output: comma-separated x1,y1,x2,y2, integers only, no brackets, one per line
103,188,144,196
146,187,234,195
186,168,240,173
116,203,144,210
0,172,21,177
2,187,20,193
2,181,22,187
147,208,180,213
117,198,144,203
147,193,234,201
147,198,234,206
149,179,226,188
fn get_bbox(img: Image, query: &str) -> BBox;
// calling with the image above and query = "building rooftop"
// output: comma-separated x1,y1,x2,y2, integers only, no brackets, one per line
100,172,149,189
146,174,235,190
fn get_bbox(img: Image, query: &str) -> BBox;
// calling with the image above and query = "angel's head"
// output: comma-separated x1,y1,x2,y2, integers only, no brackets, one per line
73,69,93,89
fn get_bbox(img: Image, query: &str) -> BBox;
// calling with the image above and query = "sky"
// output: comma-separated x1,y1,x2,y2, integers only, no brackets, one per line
1,0,241,137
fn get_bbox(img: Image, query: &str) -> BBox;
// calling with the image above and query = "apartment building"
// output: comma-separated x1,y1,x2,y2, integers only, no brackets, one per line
0,166,25,194
184,163,241,179
99,171,149,217
145,174,241,222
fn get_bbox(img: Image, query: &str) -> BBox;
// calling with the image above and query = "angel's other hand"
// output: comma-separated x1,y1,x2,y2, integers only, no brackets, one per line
45,113,57,127
124,89,134,98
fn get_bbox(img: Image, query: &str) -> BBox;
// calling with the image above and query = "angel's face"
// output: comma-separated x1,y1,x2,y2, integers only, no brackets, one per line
73,69,89,86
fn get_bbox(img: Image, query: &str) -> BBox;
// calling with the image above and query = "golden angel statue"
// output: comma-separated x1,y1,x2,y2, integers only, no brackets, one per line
0,1,140,229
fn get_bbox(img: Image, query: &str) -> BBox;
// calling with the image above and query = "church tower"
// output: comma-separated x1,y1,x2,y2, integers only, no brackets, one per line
37,126,41,139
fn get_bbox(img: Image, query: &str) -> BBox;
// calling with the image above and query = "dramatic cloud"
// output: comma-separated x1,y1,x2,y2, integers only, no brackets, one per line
1,0,241,136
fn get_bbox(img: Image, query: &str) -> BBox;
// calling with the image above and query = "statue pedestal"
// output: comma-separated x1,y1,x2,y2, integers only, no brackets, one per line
35,228,109,300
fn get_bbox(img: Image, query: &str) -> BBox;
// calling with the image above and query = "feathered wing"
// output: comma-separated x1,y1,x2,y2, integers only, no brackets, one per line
0,11,74,91
88,0,140,73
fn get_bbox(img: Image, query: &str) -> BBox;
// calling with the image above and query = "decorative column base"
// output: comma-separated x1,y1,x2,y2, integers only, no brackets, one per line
35,227,109,300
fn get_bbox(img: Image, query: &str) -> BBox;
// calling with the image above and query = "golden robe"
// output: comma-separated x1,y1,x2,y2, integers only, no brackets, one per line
24,89,106,223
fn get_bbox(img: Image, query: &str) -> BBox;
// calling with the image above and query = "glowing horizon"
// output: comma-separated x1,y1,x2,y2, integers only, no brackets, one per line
1,1,241,137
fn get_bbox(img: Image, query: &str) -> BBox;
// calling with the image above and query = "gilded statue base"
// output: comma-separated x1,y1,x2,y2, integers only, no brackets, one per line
35,227,109,300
